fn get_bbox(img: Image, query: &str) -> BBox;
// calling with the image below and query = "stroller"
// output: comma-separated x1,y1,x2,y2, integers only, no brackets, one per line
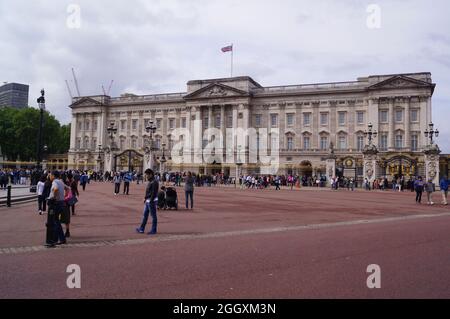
163,187,178,210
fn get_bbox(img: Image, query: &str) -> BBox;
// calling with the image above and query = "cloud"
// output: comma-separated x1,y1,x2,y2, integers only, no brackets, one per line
0,0,449,152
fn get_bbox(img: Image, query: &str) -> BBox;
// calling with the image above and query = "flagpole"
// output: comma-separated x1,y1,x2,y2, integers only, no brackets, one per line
231,44,233,78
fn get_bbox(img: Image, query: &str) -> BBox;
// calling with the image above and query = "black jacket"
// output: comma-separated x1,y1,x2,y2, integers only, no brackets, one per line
145,178,159,201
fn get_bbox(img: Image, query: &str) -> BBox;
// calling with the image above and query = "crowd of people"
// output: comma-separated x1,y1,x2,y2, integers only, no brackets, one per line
2,166,449,246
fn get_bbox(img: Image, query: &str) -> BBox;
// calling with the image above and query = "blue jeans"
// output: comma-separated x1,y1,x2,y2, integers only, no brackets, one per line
139,200,157,233
52,201,66,243
185,191,193,209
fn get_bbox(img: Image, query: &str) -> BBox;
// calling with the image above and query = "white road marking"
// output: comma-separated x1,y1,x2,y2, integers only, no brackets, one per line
1,212,449,255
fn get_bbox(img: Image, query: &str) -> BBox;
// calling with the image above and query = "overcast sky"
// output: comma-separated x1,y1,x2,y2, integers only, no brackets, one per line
1,0,449,151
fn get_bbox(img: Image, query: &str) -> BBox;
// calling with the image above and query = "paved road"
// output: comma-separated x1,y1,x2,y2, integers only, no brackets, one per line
0,182,449,298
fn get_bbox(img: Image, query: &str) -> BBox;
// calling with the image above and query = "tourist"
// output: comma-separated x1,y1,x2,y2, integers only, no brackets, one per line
113,172,121,195
80,171,88,191
123,171,132,195
184,171,195,210
414,176,424,204
424,178,435,205
66,173,79,216
45,171,67,247
439,175,448,205
36,175,47,215
136,169,159,235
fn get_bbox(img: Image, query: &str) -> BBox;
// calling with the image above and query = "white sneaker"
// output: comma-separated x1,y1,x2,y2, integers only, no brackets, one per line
430,202,434,205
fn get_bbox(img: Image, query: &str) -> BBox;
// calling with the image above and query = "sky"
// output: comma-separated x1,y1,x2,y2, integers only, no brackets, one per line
0,0,449,151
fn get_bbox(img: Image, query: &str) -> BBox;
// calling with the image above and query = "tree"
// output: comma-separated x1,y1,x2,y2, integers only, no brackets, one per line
0,107,70,161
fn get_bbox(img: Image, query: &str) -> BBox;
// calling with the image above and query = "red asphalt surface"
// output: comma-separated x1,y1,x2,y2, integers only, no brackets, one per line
0,182,449,298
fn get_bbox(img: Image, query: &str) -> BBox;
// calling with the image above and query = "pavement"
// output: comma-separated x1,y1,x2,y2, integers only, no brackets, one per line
0,182,449,298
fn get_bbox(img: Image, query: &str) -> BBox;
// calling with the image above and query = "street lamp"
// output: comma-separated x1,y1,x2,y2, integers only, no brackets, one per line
235,145,243,188
363,122,378,146
160,142,167,173
107,122,118,150
145,120,157,146
424,122,439,145
36,89,45,171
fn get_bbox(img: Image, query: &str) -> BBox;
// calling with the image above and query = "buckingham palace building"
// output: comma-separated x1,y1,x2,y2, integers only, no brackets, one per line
68,72,442,185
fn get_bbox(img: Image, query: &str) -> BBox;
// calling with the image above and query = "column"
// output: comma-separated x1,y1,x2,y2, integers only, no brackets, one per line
70,113,78,150
330,101,337,147
220,105,226,161
388,98,395,151
348,101,355,151
404,97,410,150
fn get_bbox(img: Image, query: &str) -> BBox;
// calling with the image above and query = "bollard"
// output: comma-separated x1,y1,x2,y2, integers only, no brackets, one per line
7,185,12,207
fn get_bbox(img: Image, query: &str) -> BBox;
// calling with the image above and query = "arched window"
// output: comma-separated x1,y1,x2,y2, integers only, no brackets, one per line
83,136,89,149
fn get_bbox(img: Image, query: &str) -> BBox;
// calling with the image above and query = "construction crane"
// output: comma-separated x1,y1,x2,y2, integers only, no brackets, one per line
65,80,73,99
71,67,81,97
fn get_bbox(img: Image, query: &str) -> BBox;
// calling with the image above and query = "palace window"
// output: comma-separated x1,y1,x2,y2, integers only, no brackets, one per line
169,118,175,130
380,134,388,151
255,114,262,127
356,111,364,125
181,117,187,128
338,136,347,150
303,136,310,150
395,134,403,149
132,119,138,130
287,136,294,150
395,109,403,122
411,134,419,151
204,117,209,128
320,113,328,125
227,115,233,128
78,122,82,131
83,137,89,149
357,136,364,151
93,120,98,131
76,138,81,149
338,112,346,126
131,137,137,149
286,113,294,126
85,120,90,131
270,114,278,127
121,120,126,130
411,109,419,122
215,115,221,128
320,136,328,150
91,138,97,150
379,110,388,123
303,113,311,126
156,119,162,129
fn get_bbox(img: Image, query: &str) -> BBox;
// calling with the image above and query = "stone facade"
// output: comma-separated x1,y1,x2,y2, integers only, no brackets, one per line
68,72,438,183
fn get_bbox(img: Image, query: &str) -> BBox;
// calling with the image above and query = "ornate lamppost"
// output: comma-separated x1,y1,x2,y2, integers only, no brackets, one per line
363,122,378,145
159,142,167,173
424,122,439,145
362,122,379,187
235,144,243,188
36,89,45,172
423,122,440,185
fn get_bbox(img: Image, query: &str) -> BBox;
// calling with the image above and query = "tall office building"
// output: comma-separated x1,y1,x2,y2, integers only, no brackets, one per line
0,82,29,109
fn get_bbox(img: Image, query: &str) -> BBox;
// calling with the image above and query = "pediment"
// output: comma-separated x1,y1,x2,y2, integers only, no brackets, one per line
70,97,103,108
184,83,249,99
369,75,435,91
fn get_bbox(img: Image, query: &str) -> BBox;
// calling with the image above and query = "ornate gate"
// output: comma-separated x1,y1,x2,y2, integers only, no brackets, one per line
114,149,144,173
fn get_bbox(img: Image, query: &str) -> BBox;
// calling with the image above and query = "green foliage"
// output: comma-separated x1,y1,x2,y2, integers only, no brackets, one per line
0,107,70,161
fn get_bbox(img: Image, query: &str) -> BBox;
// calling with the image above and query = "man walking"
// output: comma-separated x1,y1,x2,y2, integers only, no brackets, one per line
136,169,159,235
113,173,121,195
439,175,449,205
123,171,131,195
